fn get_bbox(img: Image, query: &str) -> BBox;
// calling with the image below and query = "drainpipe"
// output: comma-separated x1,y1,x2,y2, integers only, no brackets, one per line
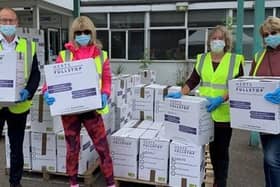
235,0,244,54
73,0,80,18
249,0,265,148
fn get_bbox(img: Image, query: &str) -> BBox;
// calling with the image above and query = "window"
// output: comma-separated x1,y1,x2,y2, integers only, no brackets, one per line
82,13,107,28
150,12,185,27
188,29,206,59
188,10,226,27
110,13,144,29
232,28,254,60
128,31,144,60
233,9,273,25
150,30,185,60
111,31,126,59
96,30,109,52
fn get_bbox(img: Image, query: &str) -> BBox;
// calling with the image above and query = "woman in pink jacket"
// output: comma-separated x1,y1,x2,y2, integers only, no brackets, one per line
43,16,115,187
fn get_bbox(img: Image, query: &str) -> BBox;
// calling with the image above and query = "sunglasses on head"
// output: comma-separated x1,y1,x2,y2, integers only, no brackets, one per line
263,31,278,38
75,30,91,36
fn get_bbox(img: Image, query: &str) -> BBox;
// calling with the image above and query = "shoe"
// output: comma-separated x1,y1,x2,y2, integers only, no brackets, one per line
70,184,79,187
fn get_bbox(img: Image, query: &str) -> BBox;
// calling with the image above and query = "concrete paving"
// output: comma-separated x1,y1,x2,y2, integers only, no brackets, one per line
0,129,264,187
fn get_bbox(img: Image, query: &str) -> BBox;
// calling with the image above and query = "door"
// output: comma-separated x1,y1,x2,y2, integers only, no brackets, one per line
47,28,60,64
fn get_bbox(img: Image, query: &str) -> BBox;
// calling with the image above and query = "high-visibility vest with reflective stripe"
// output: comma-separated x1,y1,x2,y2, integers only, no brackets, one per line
252,49,266,76
0,38,36,114
195,52,244,122
59,49,109,115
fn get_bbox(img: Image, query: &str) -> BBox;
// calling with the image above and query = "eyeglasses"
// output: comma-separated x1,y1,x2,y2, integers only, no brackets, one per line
74,30,91,36
263,31,279,38
0,18,17,24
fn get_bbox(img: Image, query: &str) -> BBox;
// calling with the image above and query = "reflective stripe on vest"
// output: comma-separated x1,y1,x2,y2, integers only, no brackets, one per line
195,52,243,122
0,37,36,114
253,49,266,76
60,49,109,115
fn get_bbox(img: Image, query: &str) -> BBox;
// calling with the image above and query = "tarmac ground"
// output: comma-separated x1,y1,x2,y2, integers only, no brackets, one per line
0,129,264,187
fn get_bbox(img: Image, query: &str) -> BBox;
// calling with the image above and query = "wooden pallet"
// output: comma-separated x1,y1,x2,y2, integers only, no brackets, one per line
6,159,101,187
115,177,169,187
204,144,214,187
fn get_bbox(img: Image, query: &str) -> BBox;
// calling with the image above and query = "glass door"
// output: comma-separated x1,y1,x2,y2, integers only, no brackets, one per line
47,28,60,64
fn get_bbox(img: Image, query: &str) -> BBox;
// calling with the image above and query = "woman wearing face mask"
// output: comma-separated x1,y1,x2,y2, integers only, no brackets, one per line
167,25,244,187
42,16,115,187
249,16,280,187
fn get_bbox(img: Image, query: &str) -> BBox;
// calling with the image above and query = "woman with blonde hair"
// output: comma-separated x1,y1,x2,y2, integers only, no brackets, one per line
43,16,115,187
167,25,244,187
249,16,280,187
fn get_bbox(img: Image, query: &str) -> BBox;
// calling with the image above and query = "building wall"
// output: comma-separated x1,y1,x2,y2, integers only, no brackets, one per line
43,0,73,11
80,1,280,85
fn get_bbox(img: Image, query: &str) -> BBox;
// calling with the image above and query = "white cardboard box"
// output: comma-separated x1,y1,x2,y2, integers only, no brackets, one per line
111,128,147,179
44,58,102,116
31,132,56,172
138,129,170,184
164,96,214,145
5,129,32,170
169,141,205,187
30,93,63,133
229,77,280,134
154,85,181,122
132,84,154,121
139,70,156,84
0,51,24,106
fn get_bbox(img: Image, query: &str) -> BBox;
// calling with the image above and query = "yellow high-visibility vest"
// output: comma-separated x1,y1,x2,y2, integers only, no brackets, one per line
252,49,267,76
195,52,244,122
0,37,36,114
59,49,109,115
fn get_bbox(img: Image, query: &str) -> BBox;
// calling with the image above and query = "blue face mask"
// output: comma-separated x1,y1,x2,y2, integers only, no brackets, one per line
264,34,280,49
210,39,225,53
0,25,16,37
75,34,91,46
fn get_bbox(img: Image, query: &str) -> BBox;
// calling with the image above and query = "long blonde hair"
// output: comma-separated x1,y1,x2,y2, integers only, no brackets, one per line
69,16,96,46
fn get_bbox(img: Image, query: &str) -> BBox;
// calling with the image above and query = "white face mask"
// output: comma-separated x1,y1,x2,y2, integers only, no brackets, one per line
210,40,225,53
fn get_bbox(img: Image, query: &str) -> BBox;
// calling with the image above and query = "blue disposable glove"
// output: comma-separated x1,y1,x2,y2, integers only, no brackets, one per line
206,96,224,112
101,93,108,108
166,92,182,99
19,89,29,102
264,88,280,104
43,91,55,106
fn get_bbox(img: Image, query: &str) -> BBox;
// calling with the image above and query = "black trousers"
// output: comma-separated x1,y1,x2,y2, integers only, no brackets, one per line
210,122,232,187
0,107,28,185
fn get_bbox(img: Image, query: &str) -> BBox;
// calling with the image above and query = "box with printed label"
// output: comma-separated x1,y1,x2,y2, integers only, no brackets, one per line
154,85,181,122
5,129,32,170
112,76,126,107
111,128,147,179
31,132,56,172
132,84,154,121
138,128,170,184
169,141,205,187
164,96,214,145
44,58,101,116
139,70,156,84
30,92,63,133
0,51,24,106
229,77,280,134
